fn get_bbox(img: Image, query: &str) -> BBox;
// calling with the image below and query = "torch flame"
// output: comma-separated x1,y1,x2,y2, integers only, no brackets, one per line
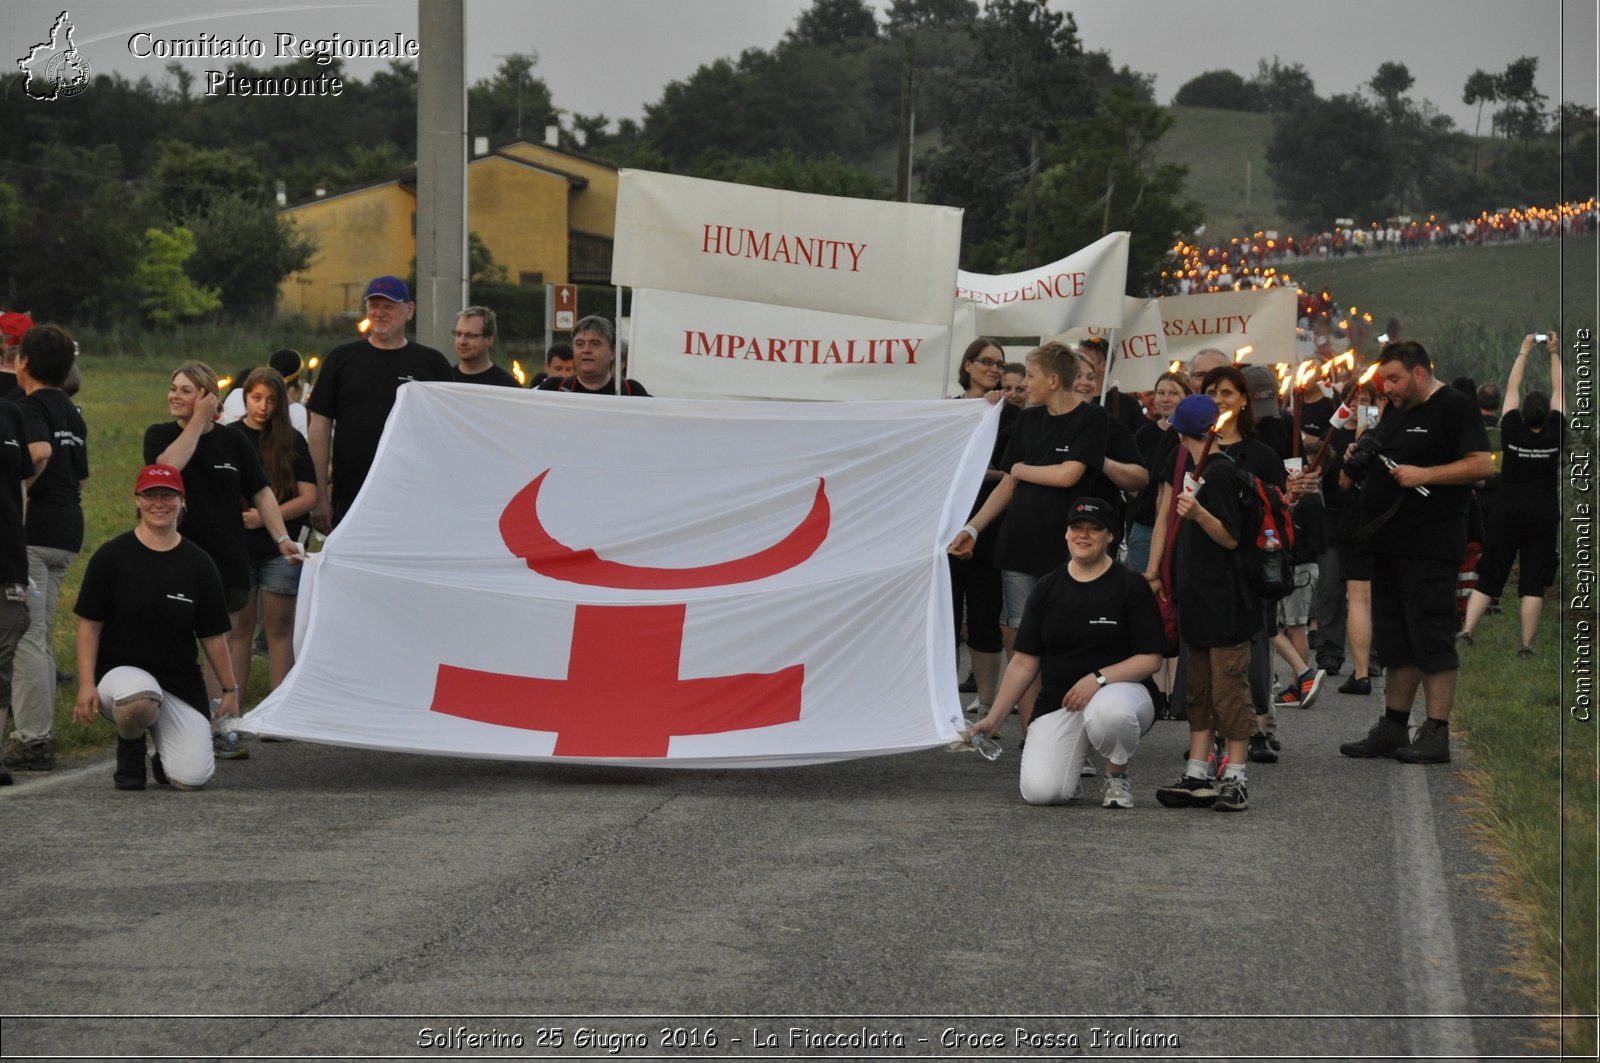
1358,363,1380,385
216,376,233,391
1233,345,1253,363
308,356,320,371
1169,360,1182,373
357,318,371,334
512,360,527,386
1211,409,1235,434
1294,360,1318,389
1334,351,1355,373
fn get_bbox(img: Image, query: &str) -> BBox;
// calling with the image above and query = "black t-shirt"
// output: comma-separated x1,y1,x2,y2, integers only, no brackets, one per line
1015,560,1165,720
1254,415,1294,460
1174,456,1260,647
17,388,89,552
966,400,1019,566
994,401,1109,576
305,339,453,507
1218,434,1288,491
75,531,231,716
1494,409,1563,520
1129,422,1179,527
0,400,29,583
1299,394,1334,440
1082,414,1142,530
534,375,651,396
452,363,522,388
229,422,316,561
1097,388,1147,435
1359,385,1491,561
143,422,270,591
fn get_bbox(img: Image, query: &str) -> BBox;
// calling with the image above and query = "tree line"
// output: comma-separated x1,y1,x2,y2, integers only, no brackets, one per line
1,0,1589,327
1175,56,1594,228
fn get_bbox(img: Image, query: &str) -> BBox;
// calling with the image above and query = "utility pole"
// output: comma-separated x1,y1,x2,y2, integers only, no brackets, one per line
417,0,468,359
895,34,915,203
493,52,535,139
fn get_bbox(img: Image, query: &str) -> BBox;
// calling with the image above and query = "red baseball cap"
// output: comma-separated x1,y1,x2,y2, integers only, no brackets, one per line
134,464,185,496
0,312,33,345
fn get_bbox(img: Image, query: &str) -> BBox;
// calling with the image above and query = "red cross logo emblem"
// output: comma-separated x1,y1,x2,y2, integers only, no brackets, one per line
428,471,829,757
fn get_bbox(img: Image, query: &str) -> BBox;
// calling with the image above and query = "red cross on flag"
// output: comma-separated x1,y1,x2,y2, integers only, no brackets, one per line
244,384,1001,767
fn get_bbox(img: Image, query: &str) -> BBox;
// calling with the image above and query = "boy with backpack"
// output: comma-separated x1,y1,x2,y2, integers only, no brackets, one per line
1154,395,1261,813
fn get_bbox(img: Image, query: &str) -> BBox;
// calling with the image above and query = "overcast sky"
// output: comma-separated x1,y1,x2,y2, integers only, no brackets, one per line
5,0,1595,136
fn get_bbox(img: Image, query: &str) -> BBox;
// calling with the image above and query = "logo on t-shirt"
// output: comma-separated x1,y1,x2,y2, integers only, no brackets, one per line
166,592,193,604
1054,445,1072,454
1405,427,1428,435
1089,616,1118,626
213,462,238,474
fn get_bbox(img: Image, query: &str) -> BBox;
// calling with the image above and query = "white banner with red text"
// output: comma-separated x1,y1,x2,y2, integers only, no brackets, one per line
955,232,1130,337
611,170,964,326
246,384,999,767
1047,296,1170,393
627,288,954,400
1157,287,1298,367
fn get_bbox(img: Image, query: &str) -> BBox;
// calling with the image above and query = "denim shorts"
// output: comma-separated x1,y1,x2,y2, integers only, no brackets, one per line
248,553,302,596
1000,570,1039,628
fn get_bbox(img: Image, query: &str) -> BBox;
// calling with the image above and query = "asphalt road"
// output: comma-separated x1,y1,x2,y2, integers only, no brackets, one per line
0,678,1548,1060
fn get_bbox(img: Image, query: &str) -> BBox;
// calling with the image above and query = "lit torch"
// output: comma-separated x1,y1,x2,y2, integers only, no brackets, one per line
216,375,233,392
1308,362,1380,473
1169,360,1183,374
357,318,371,335
1233,345,1253,364
512,360,527,387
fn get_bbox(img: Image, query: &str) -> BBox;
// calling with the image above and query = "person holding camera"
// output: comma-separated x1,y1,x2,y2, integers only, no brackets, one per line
1457,333,1564,654
1339,341,1494,765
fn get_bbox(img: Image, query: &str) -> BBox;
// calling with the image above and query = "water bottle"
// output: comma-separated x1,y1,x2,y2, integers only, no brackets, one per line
970,730,1002,761
1261,528,1287,595
946,715,1002,760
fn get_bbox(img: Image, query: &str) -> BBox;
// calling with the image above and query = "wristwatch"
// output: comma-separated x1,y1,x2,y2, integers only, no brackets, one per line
275,534,292,545
1093,670,1107,687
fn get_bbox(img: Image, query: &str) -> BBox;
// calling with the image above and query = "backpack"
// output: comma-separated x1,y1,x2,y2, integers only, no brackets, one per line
1209,452,1296,602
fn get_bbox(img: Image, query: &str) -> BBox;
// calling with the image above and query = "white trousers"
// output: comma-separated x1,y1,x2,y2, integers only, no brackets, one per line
1018,682,1153,806
97,666,215,789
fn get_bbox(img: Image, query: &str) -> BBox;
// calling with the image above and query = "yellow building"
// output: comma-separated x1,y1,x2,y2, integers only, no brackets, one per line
278,140,617,325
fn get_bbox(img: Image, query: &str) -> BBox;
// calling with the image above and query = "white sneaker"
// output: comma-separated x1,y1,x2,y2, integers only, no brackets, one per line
965,699,988,716
1101,773,1134,809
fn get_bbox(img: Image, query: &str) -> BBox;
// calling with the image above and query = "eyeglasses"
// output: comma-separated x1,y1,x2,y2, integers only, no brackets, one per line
451,331,486,340
970,357,1004,369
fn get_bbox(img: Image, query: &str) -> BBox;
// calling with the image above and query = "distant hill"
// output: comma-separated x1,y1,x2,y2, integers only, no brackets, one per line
1155,106,1290,238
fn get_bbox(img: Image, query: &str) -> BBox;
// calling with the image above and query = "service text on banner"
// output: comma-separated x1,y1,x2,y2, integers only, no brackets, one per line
629,288,954,401
611,170,963,327
955,231,1130,336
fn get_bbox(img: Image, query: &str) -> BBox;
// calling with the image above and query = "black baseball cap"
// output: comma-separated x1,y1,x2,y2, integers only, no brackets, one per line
1066,497,1116,530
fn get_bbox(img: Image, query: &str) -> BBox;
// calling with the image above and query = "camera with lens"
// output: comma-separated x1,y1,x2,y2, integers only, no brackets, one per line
1343,432,1384,482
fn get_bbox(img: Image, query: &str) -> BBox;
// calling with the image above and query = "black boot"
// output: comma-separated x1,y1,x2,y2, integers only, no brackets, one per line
114,736,147,791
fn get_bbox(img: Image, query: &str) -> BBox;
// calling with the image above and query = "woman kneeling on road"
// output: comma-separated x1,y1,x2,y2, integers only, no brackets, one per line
72,465,238,791
965,497,1164,808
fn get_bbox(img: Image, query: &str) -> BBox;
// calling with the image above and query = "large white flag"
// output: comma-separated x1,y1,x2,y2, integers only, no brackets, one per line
1158,287,1298,367
628,288,954,401
955,232,1130,336
611,170,963,326
246,385,999,767
1047,296,1170,393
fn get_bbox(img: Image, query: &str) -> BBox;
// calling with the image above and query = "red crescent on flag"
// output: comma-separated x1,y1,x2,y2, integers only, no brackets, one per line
499,470,829,589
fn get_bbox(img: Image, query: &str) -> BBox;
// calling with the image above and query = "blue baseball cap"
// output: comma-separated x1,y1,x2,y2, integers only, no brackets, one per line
363,275,411,303
1170,393,1219,439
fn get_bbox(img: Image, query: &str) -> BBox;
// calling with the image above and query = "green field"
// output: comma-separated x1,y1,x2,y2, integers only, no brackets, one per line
1154,106,1289,238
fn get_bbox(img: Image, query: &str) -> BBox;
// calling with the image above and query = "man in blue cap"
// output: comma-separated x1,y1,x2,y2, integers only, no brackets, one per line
307,276,452,530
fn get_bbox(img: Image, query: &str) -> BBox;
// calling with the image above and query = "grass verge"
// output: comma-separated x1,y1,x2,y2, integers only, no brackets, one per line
1454,595,1597,1057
